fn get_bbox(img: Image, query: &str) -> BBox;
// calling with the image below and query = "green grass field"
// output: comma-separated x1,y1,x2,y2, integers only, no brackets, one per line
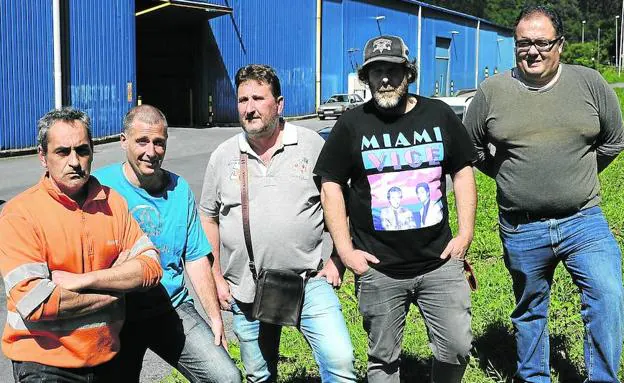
163,93,624,383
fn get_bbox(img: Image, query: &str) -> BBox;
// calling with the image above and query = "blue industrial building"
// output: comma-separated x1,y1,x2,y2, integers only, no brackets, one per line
1,0,514,151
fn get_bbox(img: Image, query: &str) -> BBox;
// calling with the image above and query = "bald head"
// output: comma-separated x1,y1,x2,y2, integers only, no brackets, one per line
123,104,168,135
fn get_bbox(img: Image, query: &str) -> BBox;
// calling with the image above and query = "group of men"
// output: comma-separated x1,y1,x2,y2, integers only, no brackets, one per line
1,4,623,383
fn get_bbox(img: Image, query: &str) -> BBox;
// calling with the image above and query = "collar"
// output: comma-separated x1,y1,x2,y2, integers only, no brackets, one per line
39,175,107,208
237,122,298,154
512,64,562,92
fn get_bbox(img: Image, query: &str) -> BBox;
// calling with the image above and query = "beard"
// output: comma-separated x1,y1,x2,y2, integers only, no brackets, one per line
373,76,409,109
242,114,280,139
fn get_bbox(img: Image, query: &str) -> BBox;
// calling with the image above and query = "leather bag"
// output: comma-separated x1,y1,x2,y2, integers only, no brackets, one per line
240,152,306,326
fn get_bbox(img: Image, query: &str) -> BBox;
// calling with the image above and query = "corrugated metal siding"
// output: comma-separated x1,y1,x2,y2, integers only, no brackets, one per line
206,0,317,121
68,0,135,138
321,0,344,102
0,1,54,150
341,0,419,94
420,8,477,96
321,0,514,100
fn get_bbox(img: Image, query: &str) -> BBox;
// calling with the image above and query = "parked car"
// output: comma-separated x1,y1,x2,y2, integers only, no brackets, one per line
317,93,364,120
434,89,477,120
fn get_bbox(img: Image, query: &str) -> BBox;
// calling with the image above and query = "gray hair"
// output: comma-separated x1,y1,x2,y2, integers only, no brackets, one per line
37,107,92,153
123,104,168,134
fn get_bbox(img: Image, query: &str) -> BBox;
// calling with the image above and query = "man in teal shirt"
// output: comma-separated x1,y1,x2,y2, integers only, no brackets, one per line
94,104,240,383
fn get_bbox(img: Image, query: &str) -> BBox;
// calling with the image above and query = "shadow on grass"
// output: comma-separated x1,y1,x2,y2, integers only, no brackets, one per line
473,322,584,383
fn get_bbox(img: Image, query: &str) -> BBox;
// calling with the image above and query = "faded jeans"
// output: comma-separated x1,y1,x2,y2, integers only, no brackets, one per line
356,258,473,383
499,206,624,383
12,359,119,382
116,301,241,383
231,277,356,383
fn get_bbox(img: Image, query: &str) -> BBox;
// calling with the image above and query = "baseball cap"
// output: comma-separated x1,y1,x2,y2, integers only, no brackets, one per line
362,35,409,68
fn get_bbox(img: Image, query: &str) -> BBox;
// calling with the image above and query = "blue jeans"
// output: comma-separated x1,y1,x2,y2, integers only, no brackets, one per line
499,206,624,383
231,277,356,383
12,359,119,382
356,258,472,383
116,301,241,383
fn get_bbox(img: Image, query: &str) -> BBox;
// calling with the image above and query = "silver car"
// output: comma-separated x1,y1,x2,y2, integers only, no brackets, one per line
317,93,364,120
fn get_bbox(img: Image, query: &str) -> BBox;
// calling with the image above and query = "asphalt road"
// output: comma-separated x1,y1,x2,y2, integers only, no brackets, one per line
0,117,335,382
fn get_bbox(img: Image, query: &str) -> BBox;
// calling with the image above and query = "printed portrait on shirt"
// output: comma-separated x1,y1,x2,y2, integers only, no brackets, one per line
368,167,443,231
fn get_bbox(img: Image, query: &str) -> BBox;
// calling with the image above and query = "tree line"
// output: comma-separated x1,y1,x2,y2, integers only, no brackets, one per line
426,0,621,65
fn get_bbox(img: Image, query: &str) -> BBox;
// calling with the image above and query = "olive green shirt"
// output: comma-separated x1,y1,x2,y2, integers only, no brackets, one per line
464,64,624,215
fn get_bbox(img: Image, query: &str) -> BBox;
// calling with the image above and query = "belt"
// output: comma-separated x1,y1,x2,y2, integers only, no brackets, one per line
500,210,577,225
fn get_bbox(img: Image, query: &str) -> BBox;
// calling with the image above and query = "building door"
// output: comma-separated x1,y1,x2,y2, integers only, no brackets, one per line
434,37,451,96
134,0,230,127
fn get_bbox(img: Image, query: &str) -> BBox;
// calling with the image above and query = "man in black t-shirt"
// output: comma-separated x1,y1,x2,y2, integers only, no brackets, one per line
314,35,477,383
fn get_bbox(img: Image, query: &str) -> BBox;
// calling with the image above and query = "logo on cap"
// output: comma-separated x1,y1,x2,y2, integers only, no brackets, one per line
372,38,393,54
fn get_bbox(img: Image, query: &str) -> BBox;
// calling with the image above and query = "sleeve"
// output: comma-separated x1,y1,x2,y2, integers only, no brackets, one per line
441,102,477,175
463,87,497,177
199,154,221,217
0,211,61,321
595,75,624,158
184,187,212,263
313,118,354,184
119,199,162,288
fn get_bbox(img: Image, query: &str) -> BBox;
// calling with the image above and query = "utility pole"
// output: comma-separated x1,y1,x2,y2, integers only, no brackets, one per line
597,27,601,66
617,16,620,67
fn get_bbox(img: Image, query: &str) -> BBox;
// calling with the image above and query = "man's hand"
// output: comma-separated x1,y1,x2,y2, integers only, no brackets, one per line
52,270,91,292
440,235,472,260
209,316,229,349
213,273,233,311
318,255,346,287
341,249,379,276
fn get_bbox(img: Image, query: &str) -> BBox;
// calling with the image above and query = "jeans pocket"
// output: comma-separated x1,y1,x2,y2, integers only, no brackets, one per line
498,215,520,234
577,206,602,217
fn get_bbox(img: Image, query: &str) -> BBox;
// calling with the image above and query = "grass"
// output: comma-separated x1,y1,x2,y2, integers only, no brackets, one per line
162,91,624,382
600,66,624,84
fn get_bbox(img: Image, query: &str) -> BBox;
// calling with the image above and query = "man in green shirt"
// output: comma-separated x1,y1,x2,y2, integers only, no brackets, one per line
465,5,624,382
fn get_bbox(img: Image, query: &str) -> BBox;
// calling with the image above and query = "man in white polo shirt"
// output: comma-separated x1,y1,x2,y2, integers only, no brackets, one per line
199,64,356,382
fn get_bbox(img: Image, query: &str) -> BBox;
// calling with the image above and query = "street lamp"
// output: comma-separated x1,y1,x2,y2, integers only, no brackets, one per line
582,20,586,43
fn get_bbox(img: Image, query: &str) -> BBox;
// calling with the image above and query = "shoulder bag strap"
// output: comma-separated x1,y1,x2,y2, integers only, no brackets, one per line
239,152,258,281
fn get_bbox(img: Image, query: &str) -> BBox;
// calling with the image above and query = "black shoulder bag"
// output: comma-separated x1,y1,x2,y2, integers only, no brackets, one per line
240,152,307,327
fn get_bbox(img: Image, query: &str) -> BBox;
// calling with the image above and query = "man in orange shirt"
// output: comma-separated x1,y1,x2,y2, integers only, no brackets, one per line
0,107,162,382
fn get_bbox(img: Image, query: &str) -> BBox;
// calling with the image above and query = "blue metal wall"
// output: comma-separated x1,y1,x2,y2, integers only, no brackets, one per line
68,0,136,138
321,0,344,101
478,25,514,83
322,0,419,102
420,8,477,96
205,0,317,121
321,0,514,99
0,1,55,150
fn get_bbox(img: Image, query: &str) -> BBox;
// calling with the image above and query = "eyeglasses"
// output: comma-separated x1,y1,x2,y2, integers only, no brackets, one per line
515,36,563,52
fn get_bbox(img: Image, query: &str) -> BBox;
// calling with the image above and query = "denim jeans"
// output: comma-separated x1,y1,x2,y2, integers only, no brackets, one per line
499,206,624,383
12,359,119,382
231,277,356,383
116,301,241,383
355,258,472,383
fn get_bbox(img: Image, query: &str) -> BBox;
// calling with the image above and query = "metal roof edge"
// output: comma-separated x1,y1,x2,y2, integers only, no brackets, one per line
169,0,233,14
398,0,514,32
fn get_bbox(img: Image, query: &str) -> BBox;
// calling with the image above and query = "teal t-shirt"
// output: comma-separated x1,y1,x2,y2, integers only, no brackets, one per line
94,163,212,318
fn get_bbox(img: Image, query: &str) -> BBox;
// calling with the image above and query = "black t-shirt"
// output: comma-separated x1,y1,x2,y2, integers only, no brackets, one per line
314,95,476,276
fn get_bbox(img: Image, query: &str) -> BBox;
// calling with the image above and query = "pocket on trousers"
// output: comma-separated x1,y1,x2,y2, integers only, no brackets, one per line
577,206,602,218
498,215,520,234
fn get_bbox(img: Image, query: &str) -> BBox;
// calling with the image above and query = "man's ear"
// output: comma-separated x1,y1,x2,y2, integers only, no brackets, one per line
38,146,47,170
277,96,285,116
120,132,128,150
